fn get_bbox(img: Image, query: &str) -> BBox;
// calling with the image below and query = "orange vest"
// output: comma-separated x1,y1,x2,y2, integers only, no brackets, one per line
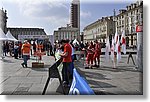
22,43,31,55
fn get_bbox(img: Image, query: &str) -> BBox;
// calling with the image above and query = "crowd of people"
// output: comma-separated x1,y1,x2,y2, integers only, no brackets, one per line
52,39,102,87
1,39,102,87
1,40,53,66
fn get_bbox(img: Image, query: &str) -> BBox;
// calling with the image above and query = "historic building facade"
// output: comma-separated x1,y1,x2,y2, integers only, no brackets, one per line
0,8,8,34
83,16,115,43
54,26,79,42
83,1,143,48
7,28,48,41
115,1,143,48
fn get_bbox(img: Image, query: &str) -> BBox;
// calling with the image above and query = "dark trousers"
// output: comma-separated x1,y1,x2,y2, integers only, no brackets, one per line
22,55,29,67
127,53,135,65
69,55,74,78
62,62,71,84
14,49,19,59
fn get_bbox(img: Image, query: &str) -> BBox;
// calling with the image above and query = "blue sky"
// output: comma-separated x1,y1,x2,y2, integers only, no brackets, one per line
0,0,136,35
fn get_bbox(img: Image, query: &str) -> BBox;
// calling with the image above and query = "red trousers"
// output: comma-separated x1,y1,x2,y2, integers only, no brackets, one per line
93,53,100,65
86,53,93,65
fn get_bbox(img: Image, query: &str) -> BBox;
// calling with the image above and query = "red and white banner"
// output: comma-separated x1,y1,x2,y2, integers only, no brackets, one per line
136,25,143,32
121,30,126,54
116,36,121,63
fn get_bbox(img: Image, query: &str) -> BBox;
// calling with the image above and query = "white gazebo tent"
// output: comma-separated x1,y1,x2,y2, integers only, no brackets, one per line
6,31,18,42
73,39,79,45
0,28,8,59
0,28,8,41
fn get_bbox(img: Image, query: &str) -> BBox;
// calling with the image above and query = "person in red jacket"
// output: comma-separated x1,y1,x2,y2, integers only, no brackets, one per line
85,41,94,69
93,40,101,68
59,39,72,87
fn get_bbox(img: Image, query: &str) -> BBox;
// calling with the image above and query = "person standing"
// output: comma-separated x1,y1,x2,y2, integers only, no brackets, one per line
86,41,94,69
14,43,19,59
36,42,43,60
21,40,31,68
59,39,72,87
18,41,22,58
32,41,37,54
93,40,101,68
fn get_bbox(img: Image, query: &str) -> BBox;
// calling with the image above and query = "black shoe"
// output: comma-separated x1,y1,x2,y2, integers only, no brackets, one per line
92,65,97,67
21,63,25,68
25,64,28,68
85,66,89,69
97,65,100,68
63,81,68,87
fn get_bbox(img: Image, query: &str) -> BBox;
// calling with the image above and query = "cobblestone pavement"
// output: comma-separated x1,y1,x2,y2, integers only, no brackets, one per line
0,53,142,95
0,55,57,95
74,54,143,95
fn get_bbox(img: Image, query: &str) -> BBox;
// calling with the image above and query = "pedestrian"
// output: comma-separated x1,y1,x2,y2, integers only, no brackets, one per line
49,43,53,56
113,52,117,68
69,41,75,80
37,42,43,60
93,40,101,68
9,42,13,57
14,43,19,59
32,41,37,54
53,42,57,56
21,40,31,68
85,41,94,69
18,41,22,58
2,42,7,56
127,52,135,65
59,39,72,87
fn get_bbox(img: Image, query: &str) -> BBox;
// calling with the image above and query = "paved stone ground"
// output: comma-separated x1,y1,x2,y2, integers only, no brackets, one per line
74,54,143,95
0,52,143,95
0,55,57,95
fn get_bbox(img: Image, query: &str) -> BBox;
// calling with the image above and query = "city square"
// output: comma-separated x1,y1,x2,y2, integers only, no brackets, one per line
0,0,143,95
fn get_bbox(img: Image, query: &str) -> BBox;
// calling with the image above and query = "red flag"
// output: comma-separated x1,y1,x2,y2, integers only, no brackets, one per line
121,30,126,54
117,36,121,63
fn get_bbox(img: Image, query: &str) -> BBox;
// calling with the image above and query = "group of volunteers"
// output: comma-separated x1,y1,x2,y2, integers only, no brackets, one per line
84,40,101,69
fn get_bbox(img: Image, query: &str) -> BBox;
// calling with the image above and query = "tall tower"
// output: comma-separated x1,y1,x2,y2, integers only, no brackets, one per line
70,0,80,29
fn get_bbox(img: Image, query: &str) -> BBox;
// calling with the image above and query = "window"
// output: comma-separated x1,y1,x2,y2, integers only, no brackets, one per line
122,20,124,25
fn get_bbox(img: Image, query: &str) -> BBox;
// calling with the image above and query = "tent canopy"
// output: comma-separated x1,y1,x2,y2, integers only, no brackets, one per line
6,31,18,41
0,28,8,41
73,39,79,45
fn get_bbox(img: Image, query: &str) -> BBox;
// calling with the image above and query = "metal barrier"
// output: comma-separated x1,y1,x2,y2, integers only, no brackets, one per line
42,58,65,95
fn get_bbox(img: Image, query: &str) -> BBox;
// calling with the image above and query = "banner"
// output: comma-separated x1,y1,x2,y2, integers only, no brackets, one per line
105,37,110,62
69,68,95,95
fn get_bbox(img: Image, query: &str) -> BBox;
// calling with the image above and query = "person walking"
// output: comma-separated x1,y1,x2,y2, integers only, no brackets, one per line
59,39,72,87
21,40,31,68
127,52,135,65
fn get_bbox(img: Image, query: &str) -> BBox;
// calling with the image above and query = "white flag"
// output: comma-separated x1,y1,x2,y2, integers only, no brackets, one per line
105,37,110,61
121,30,126,54
111,37,114,61
114,28,118,52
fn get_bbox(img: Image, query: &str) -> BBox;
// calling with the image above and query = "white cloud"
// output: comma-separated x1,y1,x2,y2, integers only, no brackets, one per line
80,11,91,18
2,0,70,34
